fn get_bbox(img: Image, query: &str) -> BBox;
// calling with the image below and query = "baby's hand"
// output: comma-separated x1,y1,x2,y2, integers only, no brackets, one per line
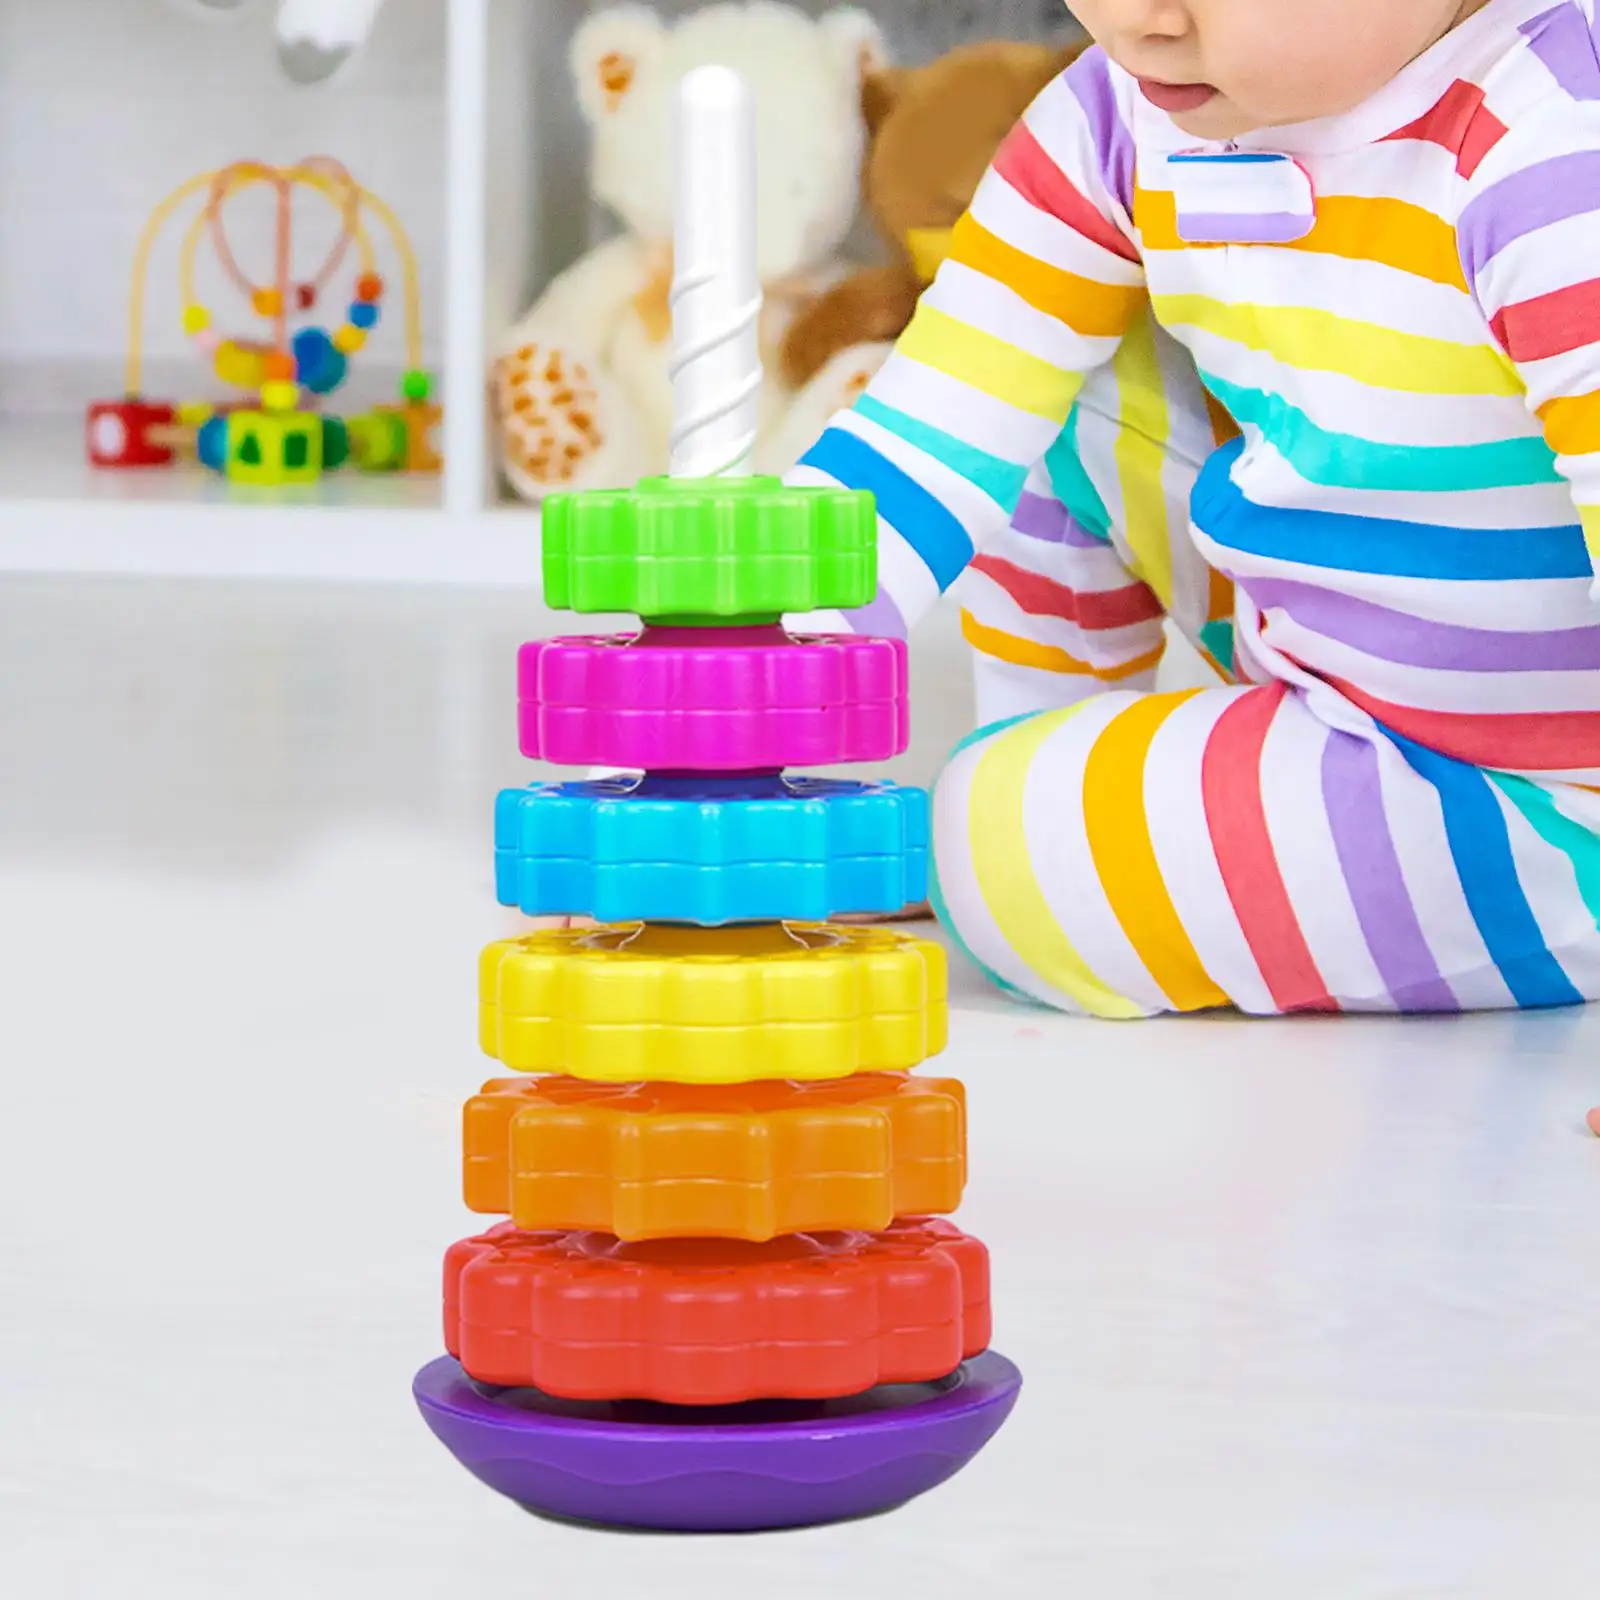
521,915,597,933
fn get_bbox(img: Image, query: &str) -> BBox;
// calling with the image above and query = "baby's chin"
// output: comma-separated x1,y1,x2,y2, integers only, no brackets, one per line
1164,93,1265,142
1168,84,1378,142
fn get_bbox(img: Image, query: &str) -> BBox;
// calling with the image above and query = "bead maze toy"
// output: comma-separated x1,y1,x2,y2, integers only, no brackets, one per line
86,157,438,484
412,66,1020,1533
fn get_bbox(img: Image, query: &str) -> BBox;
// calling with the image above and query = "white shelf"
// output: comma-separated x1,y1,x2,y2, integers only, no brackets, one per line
0,502,543,586
0,417,442,511
0,418,544,585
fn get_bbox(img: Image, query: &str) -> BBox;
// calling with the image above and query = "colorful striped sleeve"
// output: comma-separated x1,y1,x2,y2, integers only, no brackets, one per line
786,48,1148,639
1457,90,1600,594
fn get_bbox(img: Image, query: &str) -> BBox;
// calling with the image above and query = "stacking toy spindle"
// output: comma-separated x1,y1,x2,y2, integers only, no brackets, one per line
413,64,1021,1535
669,66,762,482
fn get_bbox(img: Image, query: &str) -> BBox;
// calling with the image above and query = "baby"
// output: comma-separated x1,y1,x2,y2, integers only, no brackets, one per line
791,0,1600,1016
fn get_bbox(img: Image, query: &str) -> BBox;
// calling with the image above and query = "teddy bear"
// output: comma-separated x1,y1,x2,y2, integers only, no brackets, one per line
492,1,893,502
778,38,1084,396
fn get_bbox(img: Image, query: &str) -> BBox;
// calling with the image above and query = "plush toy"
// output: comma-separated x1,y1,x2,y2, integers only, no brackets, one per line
493,1,891,501
276,0,386,86
168,0,386,86
779,38,1084,394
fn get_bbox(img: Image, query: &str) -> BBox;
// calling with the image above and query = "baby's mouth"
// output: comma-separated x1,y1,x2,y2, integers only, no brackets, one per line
1136,78,1219,114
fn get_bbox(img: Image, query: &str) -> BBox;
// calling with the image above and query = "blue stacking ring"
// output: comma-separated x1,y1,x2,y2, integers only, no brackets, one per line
495,775,929,925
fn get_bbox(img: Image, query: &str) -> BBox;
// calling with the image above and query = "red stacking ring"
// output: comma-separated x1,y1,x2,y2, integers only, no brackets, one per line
444,1217,991,1406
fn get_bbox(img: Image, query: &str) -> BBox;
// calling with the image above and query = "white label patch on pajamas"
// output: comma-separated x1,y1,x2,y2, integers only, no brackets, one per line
1166,152,1316,245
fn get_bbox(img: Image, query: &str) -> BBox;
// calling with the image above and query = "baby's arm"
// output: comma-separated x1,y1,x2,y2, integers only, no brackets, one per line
786,50,1148,637
1460,100,1600,588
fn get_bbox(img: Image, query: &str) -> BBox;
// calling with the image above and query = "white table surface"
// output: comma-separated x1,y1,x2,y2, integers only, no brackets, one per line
2,574,1598,1600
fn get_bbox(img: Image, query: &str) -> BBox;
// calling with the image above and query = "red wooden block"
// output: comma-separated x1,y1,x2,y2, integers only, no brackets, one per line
86,400,178,468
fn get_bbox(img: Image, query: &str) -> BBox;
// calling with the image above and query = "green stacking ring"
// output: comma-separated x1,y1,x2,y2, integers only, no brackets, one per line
541,475,877,624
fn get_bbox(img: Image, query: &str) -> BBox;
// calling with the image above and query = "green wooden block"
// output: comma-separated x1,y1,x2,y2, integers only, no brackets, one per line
226,410,323,486
348,409,408,473
321,415,351,471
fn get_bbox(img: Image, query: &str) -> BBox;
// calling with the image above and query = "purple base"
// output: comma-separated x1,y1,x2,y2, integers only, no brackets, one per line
413,1351,1021,1533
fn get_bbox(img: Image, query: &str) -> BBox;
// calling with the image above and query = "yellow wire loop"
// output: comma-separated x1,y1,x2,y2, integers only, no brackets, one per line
126,159,424,396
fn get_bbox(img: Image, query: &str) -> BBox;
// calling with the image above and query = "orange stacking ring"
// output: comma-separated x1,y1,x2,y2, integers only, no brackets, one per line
463,1072,967,1241
444,1218,991,1405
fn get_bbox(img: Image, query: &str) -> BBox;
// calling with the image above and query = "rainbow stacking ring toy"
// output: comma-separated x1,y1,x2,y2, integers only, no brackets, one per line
413,64,1020,1533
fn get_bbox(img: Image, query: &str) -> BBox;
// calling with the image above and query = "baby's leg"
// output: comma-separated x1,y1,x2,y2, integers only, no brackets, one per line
933,679,1600,1016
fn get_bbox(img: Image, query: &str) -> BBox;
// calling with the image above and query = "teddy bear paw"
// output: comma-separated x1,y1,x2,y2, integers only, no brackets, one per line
494,338,626,500
842,363,876,403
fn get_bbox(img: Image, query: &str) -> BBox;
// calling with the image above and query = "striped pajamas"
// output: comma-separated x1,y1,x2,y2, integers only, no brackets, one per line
793,0,1600,1016
958,313,1240,728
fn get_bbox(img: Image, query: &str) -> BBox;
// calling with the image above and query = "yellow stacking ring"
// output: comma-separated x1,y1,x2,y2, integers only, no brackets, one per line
478,923,949,1084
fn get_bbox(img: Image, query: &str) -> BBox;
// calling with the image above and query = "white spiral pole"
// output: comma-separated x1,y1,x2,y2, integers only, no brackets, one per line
668,65,762,481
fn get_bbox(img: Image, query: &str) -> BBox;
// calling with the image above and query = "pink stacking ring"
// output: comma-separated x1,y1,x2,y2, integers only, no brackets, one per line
518,626,909,771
